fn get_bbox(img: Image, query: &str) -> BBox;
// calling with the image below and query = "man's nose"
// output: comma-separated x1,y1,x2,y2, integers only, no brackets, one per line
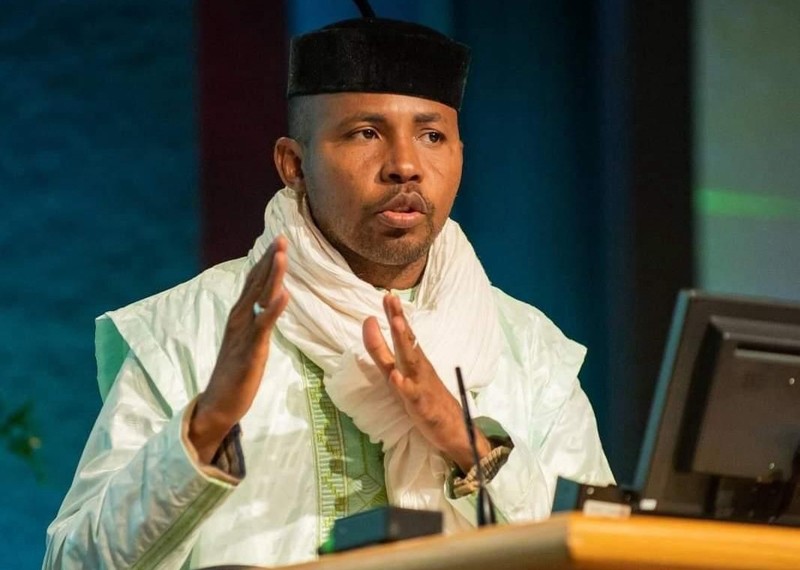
380,138,422,184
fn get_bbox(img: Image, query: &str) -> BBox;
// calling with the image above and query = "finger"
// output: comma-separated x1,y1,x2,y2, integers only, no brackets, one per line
257,244,288,309
254,252,289,326
362,316,395,376
249,237,284,290
389,368,420,403
253,288,290,343
238,236,285,308
384,295,420,375
252,283,290,351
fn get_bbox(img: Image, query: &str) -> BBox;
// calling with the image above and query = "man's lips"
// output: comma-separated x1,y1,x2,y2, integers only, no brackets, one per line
377,210,426,229
375,192,429,229
378,192,429,214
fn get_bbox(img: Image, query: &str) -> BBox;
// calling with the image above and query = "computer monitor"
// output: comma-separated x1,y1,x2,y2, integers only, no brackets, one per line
634,290,800,525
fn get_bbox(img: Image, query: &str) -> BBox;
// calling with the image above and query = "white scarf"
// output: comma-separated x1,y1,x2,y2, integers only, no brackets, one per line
252,187,503,530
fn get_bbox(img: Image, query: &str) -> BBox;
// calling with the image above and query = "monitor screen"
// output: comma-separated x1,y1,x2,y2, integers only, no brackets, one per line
634,290,800,524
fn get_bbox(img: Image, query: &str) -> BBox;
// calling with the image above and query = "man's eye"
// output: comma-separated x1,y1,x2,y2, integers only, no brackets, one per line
357,128,378,139
422,131,444,144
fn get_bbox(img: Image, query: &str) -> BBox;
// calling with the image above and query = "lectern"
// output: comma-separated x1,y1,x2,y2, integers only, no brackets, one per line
203,512,800,570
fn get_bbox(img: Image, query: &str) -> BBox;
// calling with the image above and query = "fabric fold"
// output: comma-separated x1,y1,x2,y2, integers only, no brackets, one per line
252,187,504,529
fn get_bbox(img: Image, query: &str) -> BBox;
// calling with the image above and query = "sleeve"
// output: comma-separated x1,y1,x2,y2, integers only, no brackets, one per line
43,351,241,570
444,384,614,525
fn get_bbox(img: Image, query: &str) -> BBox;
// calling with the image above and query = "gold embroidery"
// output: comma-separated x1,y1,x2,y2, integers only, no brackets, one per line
299,353,387,544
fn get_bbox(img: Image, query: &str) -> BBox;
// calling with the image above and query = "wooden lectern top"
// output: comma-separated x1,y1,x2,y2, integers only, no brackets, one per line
204,512,800,570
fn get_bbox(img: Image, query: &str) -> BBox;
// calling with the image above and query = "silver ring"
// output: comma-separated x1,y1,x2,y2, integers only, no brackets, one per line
253,301,266,317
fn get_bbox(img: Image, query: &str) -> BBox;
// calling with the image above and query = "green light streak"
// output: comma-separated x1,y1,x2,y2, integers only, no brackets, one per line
697,188,800,221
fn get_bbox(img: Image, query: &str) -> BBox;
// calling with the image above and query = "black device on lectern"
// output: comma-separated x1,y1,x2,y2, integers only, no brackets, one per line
634,290,800,525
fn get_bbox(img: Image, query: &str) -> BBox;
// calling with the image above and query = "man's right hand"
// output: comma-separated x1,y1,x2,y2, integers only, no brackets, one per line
189,236,290,464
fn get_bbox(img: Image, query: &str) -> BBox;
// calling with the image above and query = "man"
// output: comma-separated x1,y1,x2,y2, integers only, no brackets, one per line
45,9,613,570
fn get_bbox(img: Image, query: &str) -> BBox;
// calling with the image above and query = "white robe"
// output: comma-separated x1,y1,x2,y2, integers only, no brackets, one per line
43,255,614,569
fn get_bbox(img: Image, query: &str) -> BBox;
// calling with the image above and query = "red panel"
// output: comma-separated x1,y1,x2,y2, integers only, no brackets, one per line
198,0,288,267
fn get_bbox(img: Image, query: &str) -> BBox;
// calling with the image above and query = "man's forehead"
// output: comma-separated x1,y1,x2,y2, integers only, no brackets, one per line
308,93,458,124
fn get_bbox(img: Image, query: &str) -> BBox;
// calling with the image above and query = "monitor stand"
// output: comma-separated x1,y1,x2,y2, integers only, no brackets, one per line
703,443,800,525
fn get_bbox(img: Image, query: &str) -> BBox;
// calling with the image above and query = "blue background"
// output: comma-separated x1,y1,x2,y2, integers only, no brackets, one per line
1,1,197,565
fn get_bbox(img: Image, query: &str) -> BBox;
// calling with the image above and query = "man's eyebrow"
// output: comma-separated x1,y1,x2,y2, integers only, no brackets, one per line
336,113,388,129
414,112,442,124
334,111,444,129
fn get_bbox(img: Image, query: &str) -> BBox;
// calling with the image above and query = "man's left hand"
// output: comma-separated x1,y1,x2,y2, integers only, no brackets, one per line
362,294,491,473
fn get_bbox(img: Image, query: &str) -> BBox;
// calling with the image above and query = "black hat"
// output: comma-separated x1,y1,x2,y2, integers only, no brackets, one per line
287,5,471,111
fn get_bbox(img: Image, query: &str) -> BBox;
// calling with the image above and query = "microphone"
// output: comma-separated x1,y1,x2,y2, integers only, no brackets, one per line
455,367,497,526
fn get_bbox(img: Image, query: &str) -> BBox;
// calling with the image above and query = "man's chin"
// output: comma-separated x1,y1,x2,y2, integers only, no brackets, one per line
361,236,434,268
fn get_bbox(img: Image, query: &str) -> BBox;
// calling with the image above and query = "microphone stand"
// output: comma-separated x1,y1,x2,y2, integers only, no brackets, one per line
456,367,497,526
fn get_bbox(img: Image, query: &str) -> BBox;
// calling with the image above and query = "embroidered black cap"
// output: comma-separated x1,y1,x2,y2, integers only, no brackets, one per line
287,3,471,111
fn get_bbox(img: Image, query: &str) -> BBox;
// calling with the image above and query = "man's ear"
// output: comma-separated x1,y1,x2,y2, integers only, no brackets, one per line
274,137,306,192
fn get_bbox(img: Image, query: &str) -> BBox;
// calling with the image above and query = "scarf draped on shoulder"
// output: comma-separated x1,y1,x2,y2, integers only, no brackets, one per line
251,187,503,530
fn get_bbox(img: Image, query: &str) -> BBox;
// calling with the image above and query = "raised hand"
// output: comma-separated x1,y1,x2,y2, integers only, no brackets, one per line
362,294,490,472
189,236,290,463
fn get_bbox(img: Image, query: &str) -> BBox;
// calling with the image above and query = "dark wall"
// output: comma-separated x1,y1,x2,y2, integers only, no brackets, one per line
605,0,694,481
199,0,288,267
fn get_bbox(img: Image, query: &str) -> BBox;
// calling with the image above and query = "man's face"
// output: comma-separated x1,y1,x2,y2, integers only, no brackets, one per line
296,92,463,271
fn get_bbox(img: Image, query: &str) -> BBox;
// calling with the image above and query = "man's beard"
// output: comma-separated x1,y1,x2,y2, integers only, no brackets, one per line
307,187,438,268
349,216,436,266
